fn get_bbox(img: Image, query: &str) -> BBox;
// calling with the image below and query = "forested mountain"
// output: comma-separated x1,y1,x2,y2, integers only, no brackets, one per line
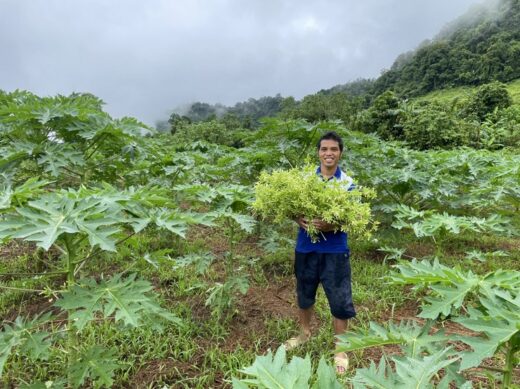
370,0,520,97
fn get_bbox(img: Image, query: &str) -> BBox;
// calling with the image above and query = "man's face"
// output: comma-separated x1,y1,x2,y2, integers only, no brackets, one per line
318,139,342,169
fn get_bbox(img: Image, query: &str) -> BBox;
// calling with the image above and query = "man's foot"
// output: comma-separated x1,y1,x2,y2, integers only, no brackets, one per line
334,352,349,375
283,333,310,351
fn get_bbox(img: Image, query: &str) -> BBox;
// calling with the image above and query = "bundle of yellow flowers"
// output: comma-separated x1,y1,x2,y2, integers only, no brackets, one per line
253,166,376,242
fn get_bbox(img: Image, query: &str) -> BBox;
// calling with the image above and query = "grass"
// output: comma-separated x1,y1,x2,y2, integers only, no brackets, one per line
414,78,520,105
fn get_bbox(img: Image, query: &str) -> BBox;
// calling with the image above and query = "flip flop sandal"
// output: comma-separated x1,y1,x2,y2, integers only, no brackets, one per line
334,354,349,375
283,334,309,351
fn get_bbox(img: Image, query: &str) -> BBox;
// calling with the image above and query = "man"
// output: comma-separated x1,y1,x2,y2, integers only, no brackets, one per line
284,131,354,374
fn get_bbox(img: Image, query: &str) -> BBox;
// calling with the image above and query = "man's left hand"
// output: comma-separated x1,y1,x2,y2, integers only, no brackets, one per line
311,219,336,232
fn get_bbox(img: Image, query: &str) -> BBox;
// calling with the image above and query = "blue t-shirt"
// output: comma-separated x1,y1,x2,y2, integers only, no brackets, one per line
295,166,354,254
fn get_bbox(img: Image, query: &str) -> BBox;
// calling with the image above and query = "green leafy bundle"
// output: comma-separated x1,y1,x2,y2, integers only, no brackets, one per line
253,166,375,242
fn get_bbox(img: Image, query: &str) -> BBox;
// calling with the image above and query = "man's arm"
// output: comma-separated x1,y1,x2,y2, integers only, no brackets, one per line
294,216,309,230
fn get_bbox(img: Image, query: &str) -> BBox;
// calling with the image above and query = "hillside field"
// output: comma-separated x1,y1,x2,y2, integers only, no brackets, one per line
0,90,519,388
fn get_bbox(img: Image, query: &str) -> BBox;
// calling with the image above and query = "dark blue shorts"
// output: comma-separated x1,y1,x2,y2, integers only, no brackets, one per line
294,251,356,320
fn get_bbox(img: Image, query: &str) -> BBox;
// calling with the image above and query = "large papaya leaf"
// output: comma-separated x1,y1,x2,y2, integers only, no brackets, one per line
0,150,31,174
127,208,187,237
392,205,512,239
172,252,215,275
336,320,447,357
68,345,119,388
0,185,211,252
224,212,256,233
351,357,398,388
0,191,122,251
36,143,85,178
54,273,180,330
351,348,470,389
0,313,54,377
32,100,82,125
175,183,218,204
312,357,343,389
0,177,51,210
419,282,478,319
213,184,254,212
65,111,112,140
175,183,253,212
454,290,520,370
232,345,312,388
389,259,520,319
72,115,152,144
123,185,174,208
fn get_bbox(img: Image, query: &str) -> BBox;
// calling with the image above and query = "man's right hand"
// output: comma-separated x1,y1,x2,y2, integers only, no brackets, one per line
295,217,309,230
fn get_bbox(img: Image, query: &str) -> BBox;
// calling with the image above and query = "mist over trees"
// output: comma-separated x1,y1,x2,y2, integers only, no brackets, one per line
170,95,287,129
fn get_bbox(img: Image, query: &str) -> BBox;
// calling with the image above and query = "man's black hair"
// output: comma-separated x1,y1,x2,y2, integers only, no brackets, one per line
317,131,344,152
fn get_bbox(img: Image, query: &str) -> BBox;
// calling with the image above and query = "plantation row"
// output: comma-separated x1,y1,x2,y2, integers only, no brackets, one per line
0,91,519,387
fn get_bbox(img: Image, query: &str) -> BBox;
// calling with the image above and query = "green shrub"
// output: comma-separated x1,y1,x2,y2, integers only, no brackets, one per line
468,81,513,121
402,101,475,149
479,105,520,148
172,120,237,146
355,91,404,140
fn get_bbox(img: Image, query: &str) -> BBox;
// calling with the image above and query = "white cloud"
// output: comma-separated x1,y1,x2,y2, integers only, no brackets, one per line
0,0,484,125
291,15,325,34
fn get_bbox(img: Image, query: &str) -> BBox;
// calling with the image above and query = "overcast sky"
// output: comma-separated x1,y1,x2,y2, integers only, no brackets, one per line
1,0,486,126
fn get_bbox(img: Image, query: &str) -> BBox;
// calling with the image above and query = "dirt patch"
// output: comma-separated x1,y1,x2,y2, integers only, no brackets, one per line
223,281,296,353
0,240,34,261
150,279,298,388
141,361,224,388
357,247,388,263
131,359,190,388
130,339,228,387
184,294,212,323
242,282,295,317
186,225,264,259
149,281,299,387
187,225,231,256
4,295,61,323
360,343,402,366
497,238,520,252
466,235,520,254
391,296,420,320
404,241,435,258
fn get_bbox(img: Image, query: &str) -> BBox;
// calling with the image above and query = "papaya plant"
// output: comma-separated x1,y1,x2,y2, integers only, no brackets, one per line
379,258,520,386
336,320,470,388
174,182,256,320
0,90,153,187
0,92,181,385
0,182,207,386
391,204,512,255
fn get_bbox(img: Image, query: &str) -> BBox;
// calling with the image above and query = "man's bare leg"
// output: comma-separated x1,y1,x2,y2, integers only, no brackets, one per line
333,316,348,336
299,306,313,338
284,306,313,350
333,317,349,373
